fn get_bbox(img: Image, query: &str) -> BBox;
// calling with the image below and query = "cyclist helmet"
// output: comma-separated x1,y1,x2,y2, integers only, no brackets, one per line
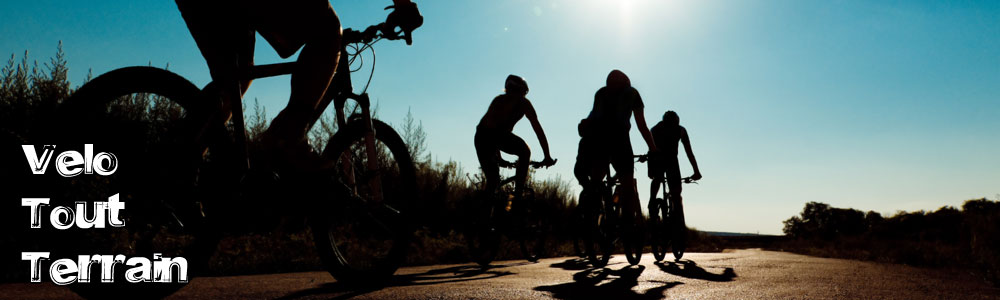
664,110,679,126
606,69,631,89
505,74,529,94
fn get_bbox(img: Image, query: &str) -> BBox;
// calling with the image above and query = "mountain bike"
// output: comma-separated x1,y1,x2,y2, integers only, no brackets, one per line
636,154,698,261
468,159,555,266
650,176,696,261
49,9,421,299
579,166,645,267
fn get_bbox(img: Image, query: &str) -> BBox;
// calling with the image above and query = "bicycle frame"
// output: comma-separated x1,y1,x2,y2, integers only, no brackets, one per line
201,24,394,203
494,161,547,210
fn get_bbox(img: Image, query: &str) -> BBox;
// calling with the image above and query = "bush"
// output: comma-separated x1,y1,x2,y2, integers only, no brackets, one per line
782,199,1000,285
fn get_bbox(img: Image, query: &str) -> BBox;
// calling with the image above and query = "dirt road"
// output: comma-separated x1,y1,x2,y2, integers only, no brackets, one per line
3,249,997,299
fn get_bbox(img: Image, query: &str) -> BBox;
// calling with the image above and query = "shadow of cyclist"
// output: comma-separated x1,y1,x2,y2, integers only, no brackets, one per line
276,264,514,300
656,260,736,282
534,265,682,300
549,257,594,271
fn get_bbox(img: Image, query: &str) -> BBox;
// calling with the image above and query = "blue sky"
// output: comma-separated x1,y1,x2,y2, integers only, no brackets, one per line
2,0,998,234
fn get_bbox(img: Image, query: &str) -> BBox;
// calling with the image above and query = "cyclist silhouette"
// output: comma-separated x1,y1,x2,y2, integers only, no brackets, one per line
577,70,657,202
175,0,421,165
475,75,555,196
647,110,702,209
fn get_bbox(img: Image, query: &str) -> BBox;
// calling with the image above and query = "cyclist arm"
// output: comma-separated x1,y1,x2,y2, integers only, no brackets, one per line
680,127,702,179
634,105,658,153
523,100,554,163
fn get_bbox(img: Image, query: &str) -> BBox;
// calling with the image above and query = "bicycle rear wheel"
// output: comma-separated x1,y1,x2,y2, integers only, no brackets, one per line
313,118,416,285
52,67,212,299
468,193,502,266
516,189,547,262
582,189,613,268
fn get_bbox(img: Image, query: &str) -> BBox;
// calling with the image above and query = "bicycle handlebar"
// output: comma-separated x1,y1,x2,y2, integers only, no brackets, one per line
634,154,701,184
498,159,558,169
246,3,421,81
342,3,423,46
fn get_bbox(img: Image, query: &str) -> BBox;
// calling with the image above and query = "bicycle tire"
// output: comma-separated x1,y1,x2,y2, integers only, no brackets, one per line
468,193,502,266
52,67,211,299
671,197,687,260
570,192,588,258
582,189,613,268
650,198,668,262
621,185,643,265
516,188,546,262
313,118,417,285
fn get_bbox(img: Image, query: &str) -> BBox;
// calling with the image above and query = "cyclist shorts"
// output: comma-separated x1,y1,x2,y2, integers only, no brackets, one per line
474,127,529,181
586,135,634,179
176,0,338,59
649,156,682,195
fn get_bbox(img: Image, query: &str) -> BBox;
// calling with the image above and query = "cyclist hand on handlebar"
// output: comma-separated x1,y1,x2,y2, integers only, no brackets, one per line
383,0,423,45
538,157,557,168
498,158,516,169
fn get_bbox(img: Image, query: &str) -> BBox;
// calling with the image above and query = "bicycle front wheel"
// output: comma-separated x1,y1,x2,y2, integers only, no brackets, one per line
52,66,211,299
670,198,687,260
312,118,417,285
622,208,643,265
570,192,588,258
649,198,669,262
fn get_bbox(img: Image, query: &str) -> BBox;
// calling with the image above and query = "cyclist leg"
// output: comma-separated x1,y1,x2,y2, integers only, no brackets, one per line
496,132,531,196
585,140,612,209
176,1,255,140
665,159,682,204
574,138,590,187
474,128,501,194
647,154,664,211
255,0,343,147
610,138,636,208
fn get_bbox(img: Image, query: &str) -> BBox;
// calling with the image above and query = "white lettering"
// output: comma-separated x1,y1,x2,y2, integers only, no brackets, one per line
21,198,49,228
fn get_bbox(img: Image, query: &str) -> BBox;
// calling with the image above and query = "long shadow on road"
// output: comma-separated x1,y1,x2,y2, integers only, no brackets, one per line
276,263,517,300
549,257,602,271
656,260,736,282
534,264,682,300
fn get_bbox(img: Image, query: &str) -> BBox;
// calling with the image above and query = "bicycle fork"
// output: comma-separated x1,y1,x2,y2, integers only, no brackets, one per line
330,92,385,206
358,94,385,205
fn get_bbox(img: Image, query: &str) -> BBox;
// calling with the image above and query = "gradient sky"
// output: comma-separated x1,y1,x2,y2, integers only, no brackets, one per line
2,0,998,234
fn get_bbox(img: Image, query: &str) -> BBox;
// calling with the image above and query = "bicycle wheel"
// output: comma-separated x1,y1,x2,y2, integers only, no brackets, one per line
570,193,588,258
468,192,502,266
516,188,547,262
670,197,687,260
649,198,669,262
622,213,643,265
582,189,613,268
0,130,51,282
313,118,416,284
52,67,212,299
621,185,644,265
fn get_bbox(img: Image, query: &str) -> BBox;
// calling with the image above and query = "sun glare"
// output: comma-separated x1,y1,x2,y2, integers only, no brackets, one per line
580,0,693,41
